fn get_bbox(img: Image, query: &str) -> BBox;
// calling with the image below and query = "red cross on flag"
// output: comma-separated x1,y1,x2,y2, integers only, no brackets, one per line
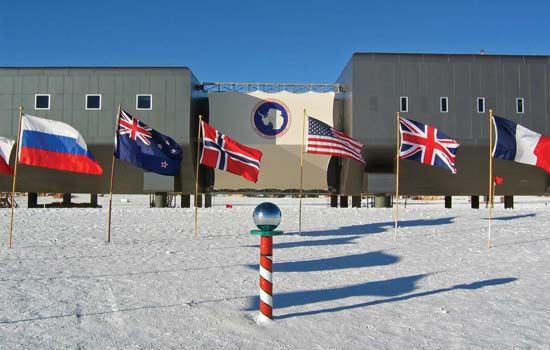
399,117,460,174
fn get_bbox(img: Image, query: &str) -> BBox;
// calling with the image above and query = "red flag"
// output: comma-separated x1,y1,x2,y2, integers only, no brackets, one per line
200,121,263,183
493,176,504,185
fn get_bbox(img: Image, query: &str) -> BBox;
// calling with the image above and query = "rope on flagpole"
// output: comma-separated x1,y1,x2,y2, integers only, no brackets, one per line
194,115,203,238
394,112,401,240
8,106,23,249
298,109,306,234
488,109,494,248
107,104,122,243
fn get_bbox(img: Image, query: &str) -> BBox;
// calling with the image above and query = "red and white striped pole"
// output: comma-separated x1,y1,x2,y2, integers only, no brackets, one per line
259,235,274,321
251,202,283,323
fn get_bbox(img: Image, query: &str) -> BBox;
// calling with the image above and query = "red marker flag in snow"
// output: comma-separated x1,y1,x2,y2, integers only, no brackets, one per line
0,136,15,175
493,176,504,185
200,120,263,183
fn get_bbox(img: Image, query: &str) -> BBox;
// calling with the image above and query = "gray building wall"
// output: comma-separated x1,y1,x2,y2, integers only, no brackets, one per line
0,67,206,194
337,53,550,195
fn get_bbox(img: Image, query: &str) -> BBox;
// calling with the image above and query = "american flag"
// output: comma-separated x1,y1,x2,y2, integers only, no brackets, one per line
399,117,460,174
306,116,365,164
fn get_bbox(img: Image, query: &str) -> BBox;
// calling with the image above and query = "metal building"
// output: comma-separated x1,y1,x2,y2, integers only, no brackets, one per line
1,54,549,201
336,53,550,196
0,67,207,195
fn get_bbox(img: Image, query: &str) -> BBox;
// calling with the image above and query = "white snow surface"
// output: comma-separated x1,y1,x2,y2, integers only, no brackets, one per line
1,195,549,349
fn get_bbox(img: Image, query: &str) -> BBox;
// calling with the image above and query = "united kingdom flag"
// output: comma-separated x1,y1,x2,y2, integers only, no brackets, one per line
399,117,460,174
200,121,263,183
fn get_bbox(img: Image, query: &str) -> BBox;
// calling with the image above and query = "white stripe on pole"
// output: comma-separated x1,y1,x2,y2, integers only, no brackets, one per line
259,290,273,306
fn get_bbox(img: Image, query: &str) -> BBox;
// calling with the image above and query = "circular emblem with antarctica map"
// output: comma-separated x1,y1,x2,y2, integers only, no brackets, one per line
251,99,291,139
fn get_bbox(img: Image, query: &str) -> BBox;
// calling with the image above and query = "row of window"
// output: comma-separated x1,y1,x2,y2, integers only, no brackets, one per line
33,94,153,111
399,96,526,114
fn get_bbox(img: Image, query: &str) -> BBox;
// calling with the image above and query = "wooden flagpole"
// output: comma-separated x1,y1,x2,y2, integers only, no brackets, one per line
107,104,122,243
394,112,401,239
488,108,494,248
194,115,203,238
8,106,24,249
298,109,307,234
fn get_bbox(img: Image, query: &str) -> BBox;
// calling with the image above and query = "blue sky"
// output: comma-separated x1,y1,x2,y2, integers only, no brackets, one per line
1,0,548,82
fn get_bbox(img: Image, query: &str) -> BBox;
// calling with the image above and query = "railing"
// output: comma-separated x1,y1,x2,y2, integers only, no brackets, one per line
0,193,18,208
198,82,344,93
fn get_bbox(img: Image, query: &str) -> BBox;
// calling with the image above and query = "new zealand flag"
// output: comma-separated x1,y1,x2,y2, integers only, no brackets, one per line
114,109,182,176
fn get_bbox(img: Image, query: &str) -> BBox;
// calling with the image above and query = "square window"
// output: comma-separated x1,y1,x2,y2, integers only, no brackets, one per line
86,94,101,110
477,97,485,113
440,97,449,113
400,96,408,112
516,98,524,114
136,94,152,110
35,94,50,110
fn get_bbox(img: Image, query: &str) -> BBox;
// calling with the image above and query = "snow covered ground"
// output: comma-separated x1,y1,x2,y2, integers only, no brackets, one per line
0,195,549,349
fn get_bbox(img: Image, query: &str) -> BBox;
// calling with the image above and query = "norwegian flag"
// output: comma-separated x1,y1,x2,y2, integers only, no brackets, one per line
399,117,460,174
200,121,263,183
118,109,152,145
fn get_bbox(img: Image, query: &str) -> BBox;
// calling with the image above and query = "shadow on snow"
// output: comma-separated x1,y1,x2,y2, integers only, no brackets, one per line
244,217,456,250
245,235,362,250
245,276,517,319
287,217,456,238
246,250,399,273
489,213,536,221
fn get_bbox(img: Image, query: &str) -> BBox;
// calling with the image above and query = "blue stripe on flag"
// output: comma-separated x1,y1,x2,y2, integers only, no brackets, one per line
21,130,89,156
493,116,517,161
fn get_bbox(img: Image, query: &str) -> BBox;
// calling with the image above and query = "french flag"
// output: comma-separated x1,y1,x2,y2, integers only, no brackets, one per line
19,114,103,175
492,115,550,173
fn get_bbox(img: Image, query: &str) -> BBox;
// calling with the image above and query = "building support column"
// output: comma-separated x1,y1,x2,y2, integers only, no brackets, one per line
62,193,71,207
339,195,348,208
504,195,514,209
154,192,167,208
181,194,191,208
204,194,212,208
90,193,98,207
28,192,38,208
330,195,338,208
195,194,203,208
471,195,479,209
445,196,452,209
374,195,391,208
351,196,361,208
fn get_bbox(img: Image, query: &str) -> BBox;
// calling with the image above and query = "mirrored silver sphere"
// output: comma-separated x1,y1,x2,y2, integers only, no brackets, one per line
253,202,281,231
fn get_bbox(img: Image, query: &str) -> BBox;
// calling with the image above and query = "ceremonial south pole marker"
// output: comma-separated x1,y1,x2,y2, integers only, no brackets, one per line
251,202,283,323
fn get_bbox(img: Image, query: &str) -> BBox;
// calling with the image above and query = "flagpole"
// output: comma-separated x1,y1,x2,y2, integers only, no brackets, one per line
194,115,203,238
488,109,494,248
8,106,23,249
298,109,307,234
107,104,121,243
394,112,401,239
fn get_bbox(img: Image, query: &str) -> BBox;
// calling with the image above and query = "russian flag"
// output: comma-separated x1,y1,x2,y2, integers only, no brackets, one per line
492,115,550,173
19,114,103,175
